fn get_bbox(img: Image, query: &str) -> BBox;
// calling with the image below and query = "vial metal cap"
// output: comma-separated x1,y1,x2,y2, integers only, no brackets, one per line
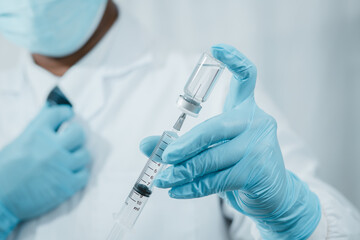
176,95,202,117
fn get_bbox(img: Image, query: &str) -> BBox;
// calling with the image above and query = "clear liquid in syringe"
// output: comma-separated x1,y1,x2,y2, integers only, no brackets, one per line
111,130,178,233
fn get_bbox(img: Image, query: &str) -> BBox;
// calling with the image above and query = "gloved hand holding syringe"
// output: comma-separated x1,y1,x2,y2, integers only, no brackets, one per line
106,52,225,240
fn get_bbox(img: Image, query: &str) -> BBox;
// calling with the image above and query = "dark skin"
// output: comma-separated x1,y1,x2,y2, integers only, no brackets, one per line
32,0,118,77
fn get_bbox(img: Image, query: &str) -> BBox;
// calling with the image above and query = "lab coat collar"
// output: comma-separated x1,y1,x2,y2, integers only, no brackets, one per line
20,7,152,120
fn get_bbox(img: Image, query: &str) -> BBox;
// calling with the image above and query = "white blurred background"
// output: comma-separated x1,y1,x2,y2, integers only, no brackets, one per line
0,0,359,209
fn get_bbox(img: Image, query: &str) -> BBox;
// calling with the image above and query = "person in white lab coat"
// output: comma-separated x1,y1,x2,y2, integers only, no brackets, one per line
0,0,359,239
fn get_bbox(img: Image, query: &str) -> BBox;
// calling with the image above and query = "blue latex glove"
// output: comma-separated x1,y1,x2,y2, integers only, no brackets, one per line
0,105,91,239
139,44,321,239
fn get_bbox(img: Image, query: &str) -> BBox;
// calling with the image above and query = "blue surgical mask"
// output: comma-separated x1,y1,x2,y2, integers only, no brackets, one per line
0,0,108,57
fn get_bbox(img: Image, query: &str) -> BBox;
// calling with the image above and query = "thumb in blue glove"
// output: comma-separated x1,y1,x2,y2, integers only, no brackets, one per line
0,105,91,239
139,44,321,240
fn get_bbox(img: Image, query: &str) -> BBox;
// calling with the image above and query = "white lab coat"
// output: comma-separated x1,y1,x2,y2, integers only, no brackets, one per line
0,9,359,240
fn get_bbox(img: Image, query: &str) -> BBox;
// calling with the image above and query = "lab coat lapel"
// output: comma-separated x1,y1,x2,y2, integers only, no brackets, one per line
58,52,153,122
58,69,106,121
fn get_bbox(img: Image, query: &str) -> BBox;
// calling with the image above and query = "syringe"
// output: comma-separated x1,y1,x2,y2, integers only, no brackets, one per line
106,53,225,240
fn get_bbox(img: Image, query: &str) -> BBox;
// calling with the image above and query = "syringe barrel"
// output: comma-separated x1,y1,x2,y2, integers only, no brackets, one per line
114,131,178,230
135,131,178,190
115,187,150,230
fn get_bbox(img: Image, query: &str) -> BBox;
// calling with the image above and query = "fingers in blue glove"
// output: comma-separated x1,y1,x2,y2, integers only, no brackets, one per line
155,108,275,198
165,140,275,199
168,169,233,199
60,148,91,172
72,168,90,190
154,122,272,190
36,105,74,131
57,122,86,152
52,167,91,197
211,44,257,110
155,130,253,189
162,106,255,165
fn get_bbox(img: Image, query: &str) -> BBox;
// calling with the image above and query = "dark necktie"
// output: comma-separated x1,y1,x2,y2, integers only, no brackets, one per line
46,86,72,107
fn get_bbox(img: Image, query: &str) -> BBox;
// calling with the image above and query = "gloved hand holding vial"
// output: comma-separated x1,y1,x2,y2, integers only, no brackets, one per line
140,44,322,240
106,52,225,239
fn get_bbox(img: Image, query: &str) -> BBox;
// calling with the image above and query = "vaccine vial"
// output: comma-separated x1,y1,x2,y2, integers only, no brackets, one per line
177,53,225,117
